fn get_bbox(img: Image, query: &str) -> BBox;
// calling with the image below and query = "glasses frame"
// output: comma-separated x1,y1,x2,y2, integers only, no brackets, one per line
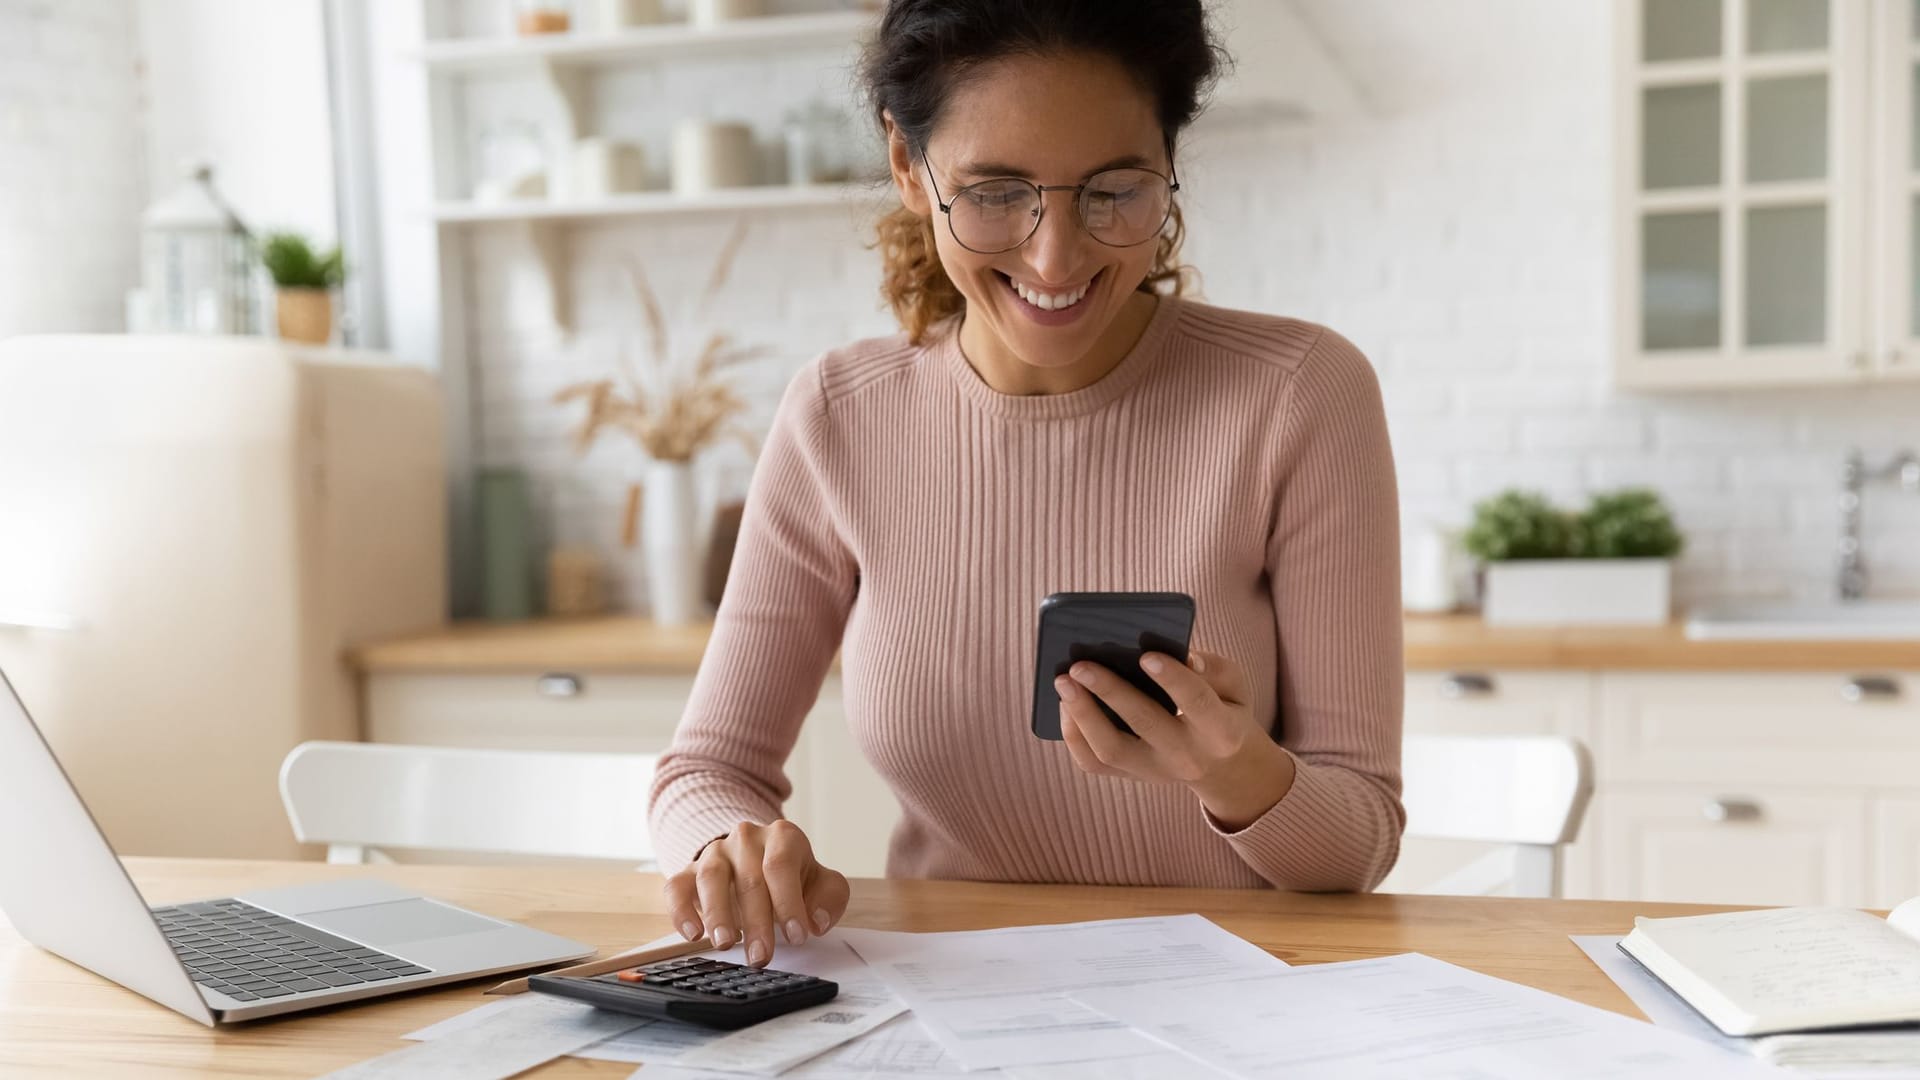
920,151,1182,255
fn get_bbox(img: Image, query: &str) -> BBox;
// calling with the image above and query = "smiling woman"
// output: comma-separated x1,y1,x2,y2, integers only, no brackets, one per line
648,0,1407,972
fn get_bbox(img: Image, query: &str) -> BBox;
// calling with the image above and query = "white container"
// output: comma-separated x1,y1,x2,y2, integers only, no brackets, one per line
599,0,661,29
642,460,706,627
1402,523,1463,613
689,0,764,26
1481,558,1672,626
672,119,757,194
567,138,648,199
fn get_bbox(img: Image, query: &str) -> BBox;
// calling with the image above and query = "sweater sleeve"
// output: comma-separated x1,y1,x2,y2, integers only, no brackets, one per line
647,361,858,872
1207,326,1407,891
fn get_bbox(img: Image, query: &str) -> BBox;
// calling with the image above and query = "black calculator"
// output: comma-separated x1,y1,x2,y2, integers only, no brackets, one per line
528,955,839,1030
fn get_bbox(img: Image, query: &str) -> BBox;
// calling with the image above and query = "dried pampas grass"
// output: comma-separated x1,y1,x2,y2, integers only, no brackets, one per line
555,221,765,465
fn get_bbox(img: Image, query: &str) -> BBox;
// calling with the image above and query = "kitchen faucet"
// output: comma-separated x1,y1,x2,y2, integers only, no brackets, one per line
1838,448,1920,600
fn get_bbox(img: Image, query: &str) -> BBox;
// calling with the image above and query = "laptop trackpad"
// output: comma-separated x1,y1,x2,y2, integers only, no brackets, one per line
301,899,503,947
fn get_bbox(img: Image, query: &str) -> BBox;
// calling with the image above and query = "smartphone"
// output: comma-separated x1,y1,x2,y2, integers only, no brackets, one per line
1030,591,1195,740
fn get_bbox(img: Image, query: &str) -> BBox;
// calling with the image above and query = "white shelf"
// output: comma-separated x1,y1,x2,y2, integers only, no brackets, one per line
410,11,875,72
431,182,878,224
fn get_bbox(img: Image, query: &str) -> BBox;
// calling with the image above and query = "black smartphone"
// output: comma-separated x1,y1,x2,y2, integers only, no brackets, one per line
1030,591,1195,740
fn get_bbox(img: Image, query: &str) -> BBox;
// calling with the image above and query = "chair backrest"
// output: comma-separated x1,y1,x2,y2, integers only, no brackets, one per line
1400,734,1594,899
278,741,657,866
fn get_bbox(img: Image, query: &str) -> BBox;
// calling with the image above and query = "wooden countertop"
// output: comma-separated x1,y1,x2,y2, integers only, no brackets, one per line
1,857,1741,1076
347,612,1920,675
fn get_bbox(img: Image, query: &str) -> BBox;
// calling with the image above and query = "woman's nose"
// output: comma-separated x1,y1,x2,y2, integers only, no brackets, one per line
1023,192,1085,285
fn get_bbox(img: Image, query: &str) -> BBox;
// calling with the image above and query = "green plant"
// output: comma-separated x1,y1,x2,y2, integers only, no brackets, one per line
1579,487,1684,559
1463,490,1580,561
259,231,345,289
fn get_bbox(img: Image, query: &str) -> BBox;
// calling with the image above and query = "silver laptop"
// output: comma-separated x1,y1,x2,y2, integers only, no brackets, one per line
0,666,595,1024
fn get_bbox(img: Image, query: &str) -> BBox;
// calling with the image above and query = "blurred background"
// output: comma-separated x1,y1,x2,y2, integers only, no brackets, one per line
2,0,1917,908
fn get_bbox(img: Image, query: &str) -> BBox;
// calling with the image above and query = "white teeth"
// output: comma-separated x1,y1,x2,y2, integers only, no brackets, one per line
1011,278,1090,311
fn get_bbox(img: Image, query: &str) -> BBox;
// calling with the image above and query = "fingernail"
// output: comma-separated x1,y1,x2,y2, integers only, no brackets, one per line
813,909,832,935
679,921,701,941
1055,677,1079,702
785,919,806,945
1141,654,1164,674
1191,652,1207,673
1070,664,1093,684
712,925,733,949
747,940,769,967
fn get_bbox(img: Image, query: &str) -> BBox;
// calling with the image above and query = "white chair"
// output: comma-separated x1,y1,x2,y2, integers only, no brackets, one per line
278,741,658,868
1398,734,1594,899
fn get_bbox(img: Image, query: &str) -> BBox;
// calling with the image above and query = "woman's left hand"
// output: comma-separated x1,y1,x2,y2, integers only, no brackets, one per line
1055,649,1296,830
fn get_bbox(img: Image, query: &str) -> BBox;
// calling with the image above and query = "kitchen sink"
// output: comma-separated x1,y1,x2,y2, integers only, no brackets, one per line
1685,599,1920,640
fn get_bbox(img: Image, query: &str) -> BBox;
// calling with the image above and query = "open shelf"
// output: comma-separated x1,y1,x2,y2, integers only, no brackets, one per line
410,10,875,72
431,181,878,224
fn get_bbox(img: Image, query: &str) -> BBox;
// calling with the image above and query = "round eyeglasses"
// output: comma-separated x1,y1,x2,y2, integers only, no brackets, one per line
921,157,1180,255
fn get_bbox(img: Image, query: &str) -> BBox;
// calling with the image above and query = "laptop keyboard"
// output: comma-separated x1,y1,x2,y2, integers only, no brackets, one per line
152,898,430,1003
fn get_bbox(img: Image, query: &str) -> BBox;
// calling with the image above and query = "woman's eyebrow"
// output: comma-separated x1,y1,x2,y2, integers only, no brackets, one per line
959,154,1153,181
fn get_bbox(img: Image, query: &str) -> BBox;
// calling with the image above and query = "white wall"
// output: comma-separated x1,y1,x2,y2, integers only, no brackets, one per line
135,0,338,246
450,0,1920,609
0,0,145,337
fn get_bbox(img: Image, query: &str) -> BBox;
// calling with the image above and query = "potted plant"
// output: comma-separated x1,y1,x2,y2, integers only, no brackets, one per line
1464,487,1684,626
259,232,344,345
554,222,762,626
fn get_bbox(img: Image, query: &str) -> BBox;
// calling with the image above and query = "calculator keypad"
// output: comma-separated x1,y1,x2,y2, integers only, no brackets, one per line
597,956,827,1001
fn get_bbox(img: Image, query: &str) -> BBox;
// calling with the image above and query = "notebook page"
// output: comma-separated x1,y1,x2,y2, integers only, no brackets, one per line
1887,897,1920,942
1635,907,1920,1028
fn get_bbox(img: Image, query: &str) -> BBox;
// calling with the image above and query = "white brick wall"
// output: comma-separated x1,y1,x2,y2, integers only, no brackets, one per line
0,0,143,337
458,0,1920,610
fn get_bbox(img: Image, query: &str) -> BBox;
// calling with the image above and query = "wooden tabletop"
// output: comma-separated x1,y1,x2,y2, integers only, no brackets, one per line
346,612,1920,674
0,858,1741,1078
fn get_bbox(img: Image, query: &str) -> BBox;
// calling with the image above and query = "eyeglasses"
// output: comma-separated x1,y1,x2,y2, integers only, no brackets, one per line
921,156,1181,255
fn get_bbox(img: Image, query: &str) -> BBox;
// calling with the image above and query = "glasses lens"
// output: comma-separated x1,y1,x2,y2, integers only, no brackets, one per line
949,179,1040,253
1080,169,1171,246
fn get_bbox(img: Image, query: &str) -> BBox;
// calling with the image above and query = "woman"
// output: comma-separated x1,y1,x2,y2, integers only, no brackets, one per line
648,0,1404,968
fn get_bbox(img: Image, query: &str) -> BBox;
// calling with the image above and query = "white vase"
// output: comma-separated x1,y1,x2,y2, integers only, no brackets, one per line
643,460,706,626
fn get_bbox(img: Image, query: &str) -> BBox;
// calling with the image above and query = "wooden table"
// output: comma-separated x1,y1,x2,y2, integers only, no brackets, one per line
0,858,1734,1077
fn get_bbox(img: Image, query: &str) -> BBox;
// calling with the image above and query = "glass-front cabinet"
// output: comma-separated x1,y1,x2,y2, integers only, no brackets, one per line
1615,0,1919,387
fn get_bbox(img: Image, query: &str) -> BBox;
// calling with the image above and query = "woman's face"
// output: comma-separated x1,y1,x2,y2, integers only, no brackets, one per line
889,51,1170,373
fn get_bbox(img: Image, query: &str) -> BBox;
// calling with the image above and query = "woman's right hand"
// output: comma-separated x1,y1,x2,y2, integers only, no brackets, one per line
663,819,851,967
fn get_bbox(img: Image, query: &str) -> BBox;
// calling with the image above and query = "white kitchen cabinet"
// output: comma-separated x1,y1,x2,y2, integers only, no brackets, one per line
1385,671,1602,898
363,669,898,877
1595,787,1869,906
1612,0,1895,388
1597,671,1920,787
1871,0,1920,380
1873,796,1920,907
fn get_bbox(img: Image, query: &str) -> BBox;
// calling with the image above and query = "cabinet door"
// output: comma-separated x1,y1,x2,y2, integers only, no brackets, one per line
1598,786,1868,905
1385,672,1600,898
1614,0,1870,388
1874,796,1920,907
1874,0,1920,379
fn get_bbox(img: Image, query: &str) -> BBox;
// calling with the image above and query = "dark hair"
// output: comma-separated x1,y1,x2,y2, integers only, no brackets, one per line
859,0,1227,342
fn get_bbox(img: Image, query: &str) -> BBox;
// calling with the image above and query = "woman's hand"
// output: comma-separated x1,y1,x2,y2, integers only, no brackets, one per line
1055,649,1296,830
662,819,850,967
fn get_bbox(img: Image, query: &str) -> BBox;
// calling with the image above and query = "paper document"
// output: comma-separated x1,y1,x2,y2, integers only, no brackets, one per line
636,1014,973,1080
326,994,646,1079
1072,952,1791,1079
838,914,1287,1070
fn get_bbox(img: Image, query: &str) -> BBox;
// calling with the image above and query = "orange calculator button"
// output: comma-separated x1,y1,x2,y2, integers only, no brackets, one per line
615,969,646,983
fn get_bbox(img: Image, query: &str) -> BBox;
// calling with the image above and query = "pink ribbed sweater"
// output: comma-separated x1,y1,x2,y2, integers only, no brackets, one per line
648,296,1405,891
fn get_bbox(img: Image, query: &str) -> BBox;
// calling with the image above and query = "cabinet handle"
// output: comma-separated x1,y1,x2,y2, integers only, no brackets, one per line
537,673,584,699
1841,676,1901,704
1441,672,1496,699
1702,798,1762,823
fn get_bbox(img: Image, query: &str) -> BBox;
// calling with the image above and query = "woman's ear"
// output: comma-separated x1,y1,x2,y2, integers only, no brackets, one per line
884,112,933,217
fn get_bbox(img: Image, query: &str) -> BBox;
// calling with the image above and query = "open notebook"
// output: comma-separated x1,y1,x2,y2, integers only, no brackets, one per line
1620,897,1920,1040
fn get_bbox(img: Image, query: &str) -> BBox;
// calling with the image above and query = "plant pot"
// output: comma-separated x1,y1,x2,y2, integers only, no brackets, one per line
1481,558,1672,626
276,288,332,344
642,460,706,627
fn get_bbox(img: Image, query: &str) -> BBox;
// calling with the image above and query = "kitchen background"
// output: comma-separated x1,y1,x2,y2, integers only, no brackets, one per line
3,0,1919,906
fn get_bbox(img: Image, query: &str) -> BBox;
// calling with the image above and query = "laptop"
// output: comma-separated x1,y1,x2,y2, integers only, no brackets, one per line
0,665,596,1025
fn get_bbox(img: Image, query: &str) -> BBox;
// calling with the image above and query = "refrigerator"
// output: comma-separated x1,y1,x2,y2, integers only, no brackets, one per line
0,335,447,859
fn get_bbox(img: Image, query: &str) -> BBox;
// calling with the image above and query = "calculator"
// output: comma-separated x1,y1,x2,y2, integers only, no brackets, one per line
528,955,839,1030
